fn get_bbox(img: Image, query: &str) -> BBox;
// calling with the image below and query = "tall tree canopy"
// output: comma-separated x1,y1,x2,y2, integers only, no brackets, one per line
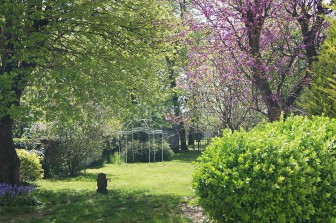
0,0,175,184
184,0,333,124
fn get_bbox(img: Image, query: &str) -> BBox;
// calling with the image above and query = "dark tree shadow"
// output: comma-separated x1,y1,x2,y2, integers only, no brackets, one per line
0,189,189,223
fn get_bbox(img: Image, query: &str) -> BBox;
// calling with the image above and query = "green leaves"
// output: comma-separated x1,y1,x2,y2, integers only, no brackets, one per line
301,13,336,118
193,116,336,222
16,149,44,182
1,0,177,123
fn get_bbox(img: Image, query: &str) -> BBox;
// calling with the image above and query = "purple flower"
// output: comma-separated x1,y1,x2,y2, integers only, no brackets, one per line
0,183,36,198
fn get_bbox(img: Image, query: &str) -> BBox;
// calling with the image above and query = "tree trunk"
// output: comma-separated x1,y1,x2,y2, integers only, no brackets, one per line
165,56,188,151
246,10,282,122
178,122,188,151
0,115,20,184
188,126,195,149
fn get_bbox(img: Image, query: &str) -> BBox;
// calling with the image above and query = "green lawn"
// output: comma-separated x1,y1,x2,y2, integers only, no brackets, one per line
0,151,201,223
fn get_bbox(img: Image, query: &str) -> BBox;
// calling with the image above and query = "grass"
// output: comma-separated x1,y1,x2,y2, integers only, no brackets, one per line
0,150,202,223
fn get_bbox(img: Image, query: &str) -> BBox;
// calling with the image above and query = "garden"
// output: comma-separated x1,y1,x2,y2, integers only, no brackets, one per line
1,116,336,222
1,1,336,222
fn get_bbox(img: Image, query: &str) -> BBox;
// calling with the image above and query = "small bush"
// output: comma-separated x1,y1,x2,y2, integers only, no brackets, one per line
41,123,104,177
193,116,336,222
16,149,44,182
123,140,174,163
107,152,125,164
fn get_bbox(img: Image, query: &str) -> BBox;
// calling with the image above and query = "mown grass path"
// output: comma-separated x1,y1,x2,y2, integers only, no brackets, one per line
0,151,201,223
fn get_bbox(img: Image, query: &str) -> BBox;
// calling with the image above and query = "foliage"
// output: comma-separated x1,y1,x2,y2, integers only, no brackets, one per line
328,75,336,105
13,137,39,151
16,149,44,183
0,0,177,184
183,0,332,123
20,117,123,178
193,116,336,222
12,122,34,148
123,140,174,163
0,0,176,121
40,122,105,177
302,6,336,118
106,152,125,165
0,183,37,206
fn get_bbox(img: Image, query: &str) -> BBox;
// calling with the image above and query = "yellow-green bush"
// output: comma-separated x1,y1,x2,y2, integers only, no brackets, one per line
193,116,336,222
16,149,44,182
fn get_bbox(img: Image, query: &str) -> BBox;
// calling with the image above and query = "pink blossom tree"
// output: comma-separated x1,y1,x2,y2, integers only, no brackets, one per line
185,0,332,122
181,53,263,131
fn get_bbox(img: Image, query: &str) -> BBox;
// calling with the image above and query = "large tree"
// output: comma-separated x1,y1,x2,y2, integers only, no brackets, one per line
0,0,174,184
164,0,190,151
186,0,332,122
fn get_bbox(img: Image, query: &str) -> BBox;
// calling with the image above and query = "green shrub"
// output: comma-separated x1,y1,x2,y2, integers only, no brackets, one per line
16,149,44,182
107,152,125,164
41,123,104,177
193,116,336,222
123,140,174,163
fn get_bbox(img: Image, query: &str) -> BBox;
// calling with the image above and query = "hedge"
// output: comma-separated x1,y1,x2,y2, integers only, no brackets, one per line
193,116,336,222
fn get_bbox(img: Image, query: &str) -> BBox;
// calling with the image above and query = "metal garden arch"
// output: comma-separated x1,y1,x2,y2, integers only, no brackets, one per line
116,119,164,164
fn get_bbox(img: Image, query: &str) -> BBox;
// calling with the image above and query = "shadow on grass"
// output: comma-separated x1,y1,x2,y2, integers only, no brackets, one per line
172,150,202,163
41,172,119,183
0,189,189,223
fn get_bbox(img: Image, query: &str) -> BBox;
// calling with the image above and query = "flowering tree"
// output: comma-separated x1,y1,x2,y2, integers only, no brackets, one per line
186,0,332,122
182,58,263,131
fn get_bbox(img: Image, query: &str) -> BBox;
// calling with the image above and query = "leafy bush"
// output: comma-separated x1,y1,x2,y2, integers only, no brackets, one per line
41,123,105,177
123,140,174,163
193,116,336,222
14,137,35,150
106,152,125,164
16,149,44,182
0,183,37,206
